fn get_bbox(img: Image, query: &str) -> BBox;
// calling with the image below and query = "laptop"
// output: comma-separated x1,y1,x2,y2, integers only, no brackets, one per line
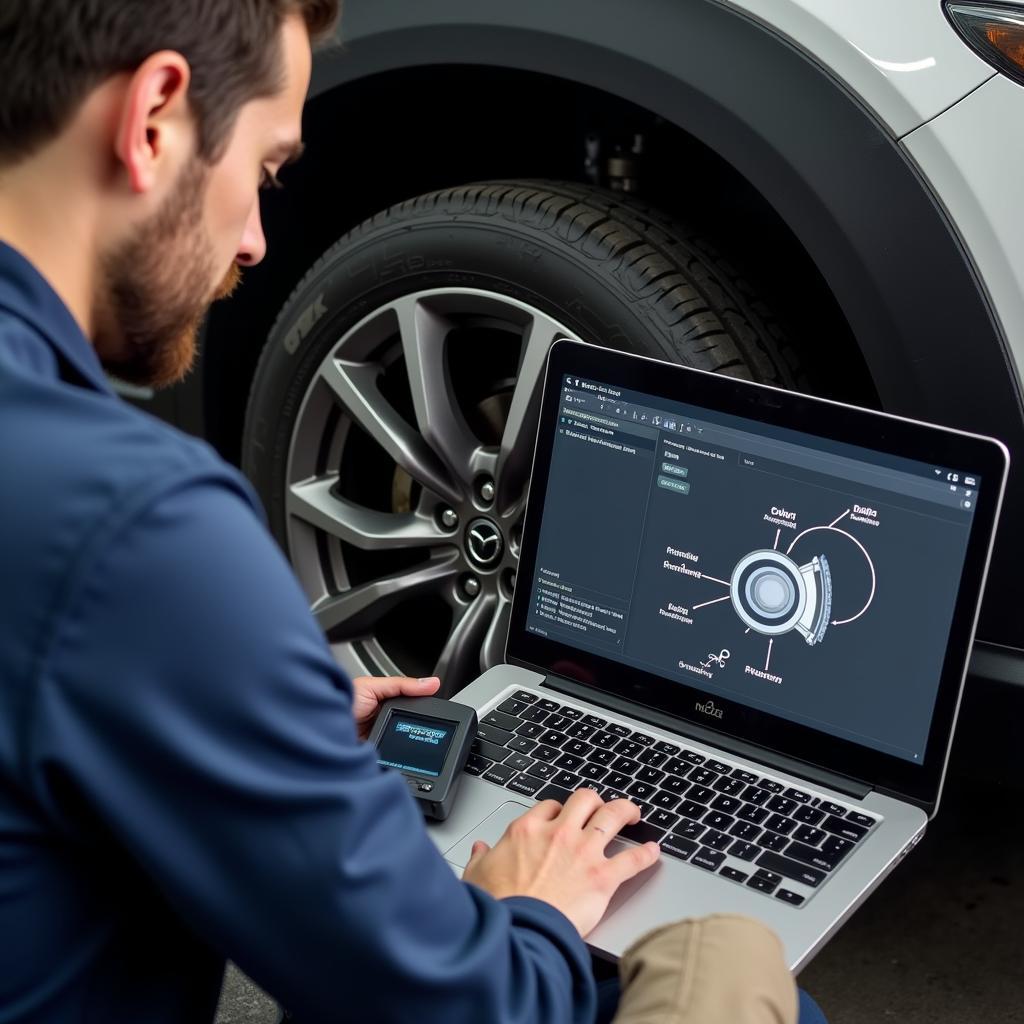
427,339,1008,971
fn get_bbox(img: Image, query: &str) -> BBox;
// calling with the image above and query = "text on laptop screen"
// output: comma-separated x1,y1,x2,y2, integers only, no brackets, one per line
524,375,982,764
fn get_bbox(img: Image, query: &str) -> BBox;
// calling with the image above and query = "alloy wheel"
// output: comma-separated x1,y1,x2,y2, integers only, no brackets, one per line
284,288,581,691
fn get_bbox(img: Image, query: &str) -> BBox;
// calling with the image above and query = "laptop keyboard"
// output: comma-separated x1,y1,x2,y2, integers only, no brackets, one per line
465,688,881,908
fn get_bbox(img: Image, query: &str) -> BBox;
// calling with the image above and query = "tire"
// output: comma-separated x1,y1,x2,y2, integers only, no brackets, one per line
241,180,804,692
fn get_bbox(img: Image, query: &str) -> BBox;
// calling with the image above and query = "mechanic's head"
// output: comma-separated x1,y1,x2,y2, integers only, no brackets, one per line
0,1,339,387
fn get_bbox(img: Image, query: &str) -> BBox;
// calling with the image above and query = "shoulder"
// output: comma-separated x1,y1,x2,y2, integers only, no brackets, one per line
0,362,266,704
1,356,260,541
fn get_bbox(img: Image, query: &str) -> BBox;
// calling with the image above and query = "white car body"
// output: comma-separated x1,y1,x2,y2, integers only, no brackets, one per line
732,0,1024,399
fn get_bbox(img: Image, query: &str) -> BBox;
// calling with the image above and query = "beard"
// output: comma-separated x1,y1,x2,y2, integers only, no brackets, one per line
97,158,242,390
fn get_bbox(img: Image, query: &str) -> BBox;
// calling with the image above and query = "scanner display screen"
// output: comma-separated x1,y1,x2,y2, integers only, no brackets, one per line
376,711,457,777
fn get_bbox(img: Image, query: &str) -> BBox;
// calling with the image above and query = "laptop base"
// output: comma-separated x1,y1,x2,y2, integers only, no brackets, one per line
429,666,926,972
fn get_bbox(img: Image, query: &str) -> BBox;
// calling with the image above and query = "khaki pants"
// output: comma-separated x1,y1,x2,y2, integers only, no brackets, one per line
612,916,797,1024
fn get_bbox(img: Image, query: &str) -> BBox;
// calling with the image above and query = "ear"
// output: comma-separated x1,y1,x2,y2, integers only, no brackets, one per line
113,51,192,195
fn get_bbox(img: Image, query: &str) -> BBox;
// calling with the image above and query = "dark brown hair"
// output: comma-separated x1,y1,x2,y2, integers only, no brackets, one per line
0,1,339,166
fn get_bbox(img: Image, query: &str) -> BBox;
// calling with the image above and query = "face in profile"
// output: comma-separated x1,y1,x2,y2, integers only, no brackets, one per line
96,14,312,390
98,157,241,390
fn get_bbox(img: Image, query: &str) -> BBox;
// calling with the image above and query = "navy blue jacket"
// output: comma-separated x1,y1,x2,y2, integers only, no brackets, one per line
0,242,595,1023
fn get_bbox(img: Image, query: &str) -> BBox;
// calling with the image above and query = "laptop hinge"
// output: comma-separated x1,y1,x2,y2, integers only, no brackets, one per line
543,675,872,801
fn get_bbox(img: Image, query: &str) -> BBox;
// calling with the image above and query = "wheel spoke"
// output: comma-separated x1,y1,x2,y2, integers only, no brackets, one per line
311,552,460,637
394,295,482,488
481,596,512,672
288,476,446,550
494,315,563,513
433,592,498,697
318,357,461,506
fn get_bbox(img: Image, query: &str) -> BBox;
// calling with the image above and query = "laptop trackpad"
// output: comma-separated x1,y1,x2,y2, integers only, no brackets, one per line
445,801,532,867
444,802,659,918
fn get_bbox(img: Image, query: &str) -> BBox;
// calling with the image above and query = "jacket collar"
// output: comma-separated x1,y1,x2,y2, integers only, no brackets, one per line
0,240,115,395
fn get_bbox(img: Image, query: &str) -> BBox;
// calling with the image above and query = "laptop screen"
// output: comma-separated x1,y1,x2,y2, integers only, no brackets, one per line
509,343,1006,801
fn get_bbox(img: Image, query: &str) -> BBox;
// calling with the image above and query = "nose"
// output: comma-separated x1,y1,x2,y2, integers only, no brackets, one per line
237,198,267,267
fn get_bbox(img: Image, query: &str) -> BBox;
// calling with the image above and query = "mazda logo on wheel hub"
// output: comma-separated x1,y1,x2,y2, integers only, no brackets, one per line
466,519,504,569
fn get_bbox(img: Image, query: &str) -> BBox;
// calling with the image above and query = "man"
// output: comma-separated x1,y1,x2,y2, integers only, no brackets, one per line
0,3,662,1022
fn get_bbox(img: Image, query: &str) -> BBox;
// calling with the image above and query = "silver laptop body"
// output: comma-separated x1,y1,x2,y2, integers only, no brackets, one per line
426,341,1008,972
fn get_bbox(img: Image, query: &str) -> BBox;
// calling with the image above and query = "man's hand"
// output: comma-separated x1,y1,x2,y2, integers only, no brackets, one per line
351,675,441,740
462,789,661,937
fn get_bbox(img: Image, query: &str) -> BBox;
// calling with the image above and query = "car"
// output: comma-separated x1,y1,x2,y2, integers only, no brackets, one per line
143,0,1024,707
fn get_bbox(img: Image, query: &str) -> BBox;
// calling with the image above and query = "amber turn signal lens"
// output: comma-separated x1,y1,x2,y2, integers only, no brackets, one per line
986,22,1024,68
946,3,1024,85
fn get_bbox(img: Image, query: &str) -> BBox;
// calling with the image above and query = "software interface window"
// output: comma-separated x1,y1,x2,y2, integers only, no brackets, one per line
526,375,980,764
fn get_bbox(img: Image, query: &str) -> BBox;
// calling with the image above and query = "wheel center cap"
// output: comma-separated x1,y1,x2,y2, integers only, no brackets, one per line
465,518,504,569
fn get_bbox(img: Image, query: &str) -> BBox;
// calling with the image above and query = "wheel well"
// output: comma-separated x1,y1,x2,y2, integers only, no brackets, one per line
201,64,875,464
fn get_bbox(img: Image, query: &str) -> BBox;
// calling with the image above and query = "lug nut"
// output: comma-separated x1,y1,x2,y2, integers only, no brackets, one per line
440,508,459,529
463,576,481,598
480,480,495,503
